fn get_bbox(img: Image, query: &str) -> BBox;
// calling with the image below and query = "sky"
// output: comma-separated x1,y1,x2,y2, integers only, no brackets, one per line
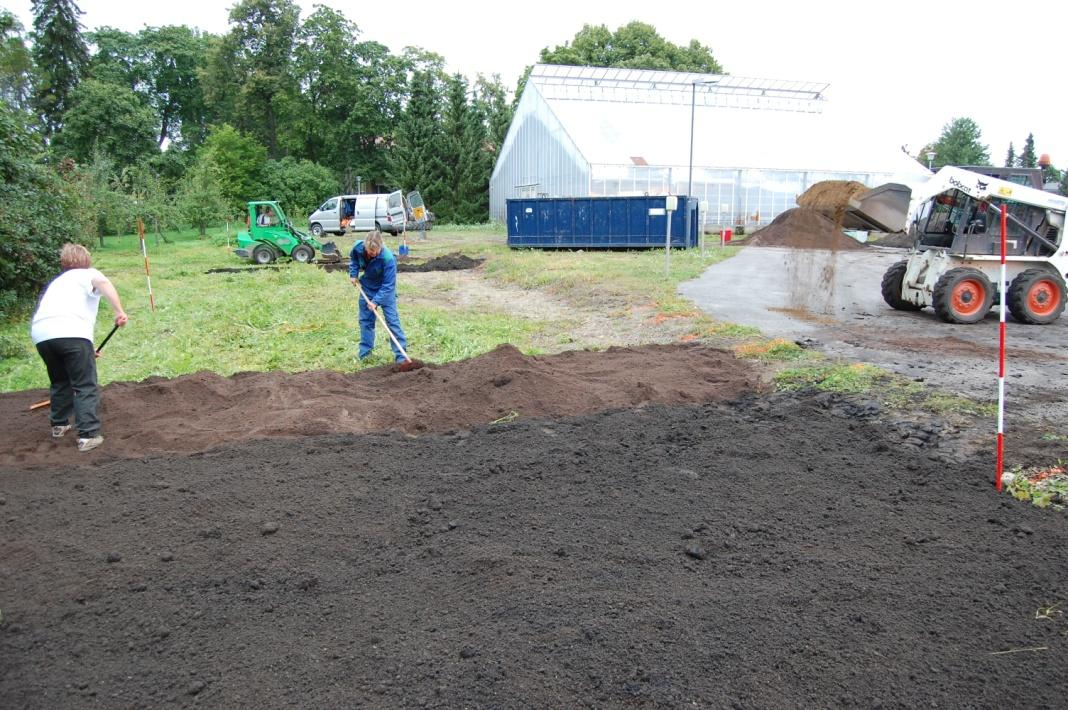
8,0,1068,169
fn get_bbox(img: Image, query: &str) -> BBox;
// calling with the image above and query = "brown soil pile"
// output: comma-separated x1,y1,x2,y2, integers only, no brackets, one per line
745,208,865,250
796,180,869,211
0,343,758,469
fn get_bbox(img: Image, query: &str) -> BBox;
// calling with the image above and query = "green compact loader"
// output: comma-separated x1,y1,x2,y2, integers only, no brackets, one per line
235,201,339,264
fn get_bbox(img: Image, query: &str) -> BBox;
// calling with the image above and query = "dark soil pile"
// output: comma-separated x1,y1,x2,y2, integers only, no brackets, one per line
2,391,1066,708
0,344,757,469
746,208,865,250
795,179,869,211
397,252,483,273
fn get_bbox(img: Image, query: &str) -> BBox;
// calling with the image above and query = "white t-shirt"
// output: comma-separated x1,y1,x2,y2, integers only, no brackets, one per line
30,268,106,344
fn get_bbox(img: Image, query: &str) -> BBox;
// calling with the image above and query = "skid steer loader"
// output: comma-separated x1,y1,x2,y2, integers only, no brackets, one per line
877,167,1068,324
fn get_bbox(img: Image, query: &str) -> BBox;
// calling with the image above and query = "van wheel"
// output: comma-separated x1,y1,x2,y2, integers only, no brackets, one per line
310,223,323,237
375,222,383,233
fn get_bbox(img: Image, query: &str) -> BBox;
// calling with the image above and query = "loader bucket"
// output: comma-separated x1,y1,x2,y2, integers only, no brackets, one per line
318,241,341,264
844,183,912,233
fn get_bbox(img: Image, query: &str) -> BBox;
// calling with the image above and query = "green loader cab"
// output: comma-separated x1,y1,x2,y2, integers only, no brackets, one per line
234,201,339,265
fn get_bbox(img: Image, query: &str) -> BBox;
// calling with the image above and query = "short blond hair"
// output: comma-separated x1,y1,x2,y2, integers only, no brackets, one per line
364,229,384,252
60,243,91,270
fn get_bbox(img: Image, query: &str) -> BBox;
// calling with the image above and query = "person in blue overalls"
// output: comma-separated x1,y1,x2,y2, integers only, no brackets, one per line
349,229,408,362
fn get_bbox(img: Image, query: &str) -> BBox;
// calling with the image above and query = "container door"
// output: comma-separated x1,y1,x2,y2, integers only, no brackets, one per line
608,198,628,247
574,200,592,245
592,199,611,245
537,200,554,244
554,200,573,246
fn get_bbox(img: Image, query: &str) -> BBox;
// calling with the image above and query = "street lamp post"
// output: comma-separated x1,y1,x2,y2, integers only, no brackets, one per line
688,79,718,257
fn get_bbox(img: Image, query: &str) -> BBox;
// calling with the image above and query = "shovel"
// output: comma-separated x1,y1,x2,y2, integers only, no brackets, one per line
30,324,120,411
353,281,424,373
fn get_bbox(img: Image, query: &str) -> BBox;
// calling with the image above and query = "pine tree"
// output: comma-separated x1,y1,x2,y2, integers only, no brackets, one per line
387,70,447,215
456,88,491,222
1018,133,1036,168
31,0,89,139
1004,142,1015,168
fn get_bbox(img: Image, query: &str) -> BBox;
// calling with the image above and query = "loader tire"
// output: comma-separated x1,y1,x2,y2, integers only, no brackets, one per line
932,268,993,324
252,244,276,265
291,245,315,263
1007,268,1066,324
880,261,922,311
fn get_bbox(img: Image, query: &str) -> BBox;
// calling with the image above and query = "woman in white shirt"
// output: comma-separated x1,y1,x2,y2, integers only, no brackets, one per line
30,244,128,453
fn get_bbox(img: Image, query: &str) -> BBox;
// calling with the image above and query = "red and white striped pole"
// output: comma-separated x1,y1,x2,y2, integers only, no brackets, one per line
995,204,1007,491
138,219,156,312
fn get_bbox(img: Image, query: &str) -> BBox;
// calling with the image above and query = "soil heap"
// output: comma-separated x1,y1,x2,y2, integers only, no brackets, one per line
397,252,483,272
0,343,758,469
745,208,865,250
795,179,869,212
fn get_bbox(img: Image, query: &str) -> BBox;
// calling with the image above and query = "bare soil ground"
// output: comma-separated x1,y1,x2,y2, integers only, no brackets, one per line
3,365,1067,708
3,238,1067,708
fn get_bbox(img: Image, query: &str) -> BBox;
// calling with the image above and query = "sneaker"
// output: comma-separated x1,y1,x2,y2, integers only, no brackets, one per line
51,425,72,439
77,435,104,453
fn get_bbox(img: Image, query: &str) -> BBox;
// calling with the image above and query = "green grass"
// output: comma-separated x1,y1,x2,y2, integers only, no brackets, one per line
0,224,539,390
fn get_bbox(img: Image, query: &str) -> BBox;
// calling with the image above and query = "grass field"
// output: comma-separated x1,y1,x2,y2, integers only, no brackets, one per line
0,224,740,391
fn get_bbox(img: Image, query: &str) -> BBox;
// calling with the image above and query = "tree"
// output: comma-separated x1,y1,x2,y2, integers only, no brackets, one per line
198,123,268,213
0,12,34,110
1004,142,1015,168
70,149,130,245
260,156,338,219
178,155,228,236
55,78,158,167
475,74,512,154
140,26,211,148
521,21,726,98
930,117,989,168
387,69,447,210
0,99,89,319
1017,133,1036,168
122,160,181,244
31,0,90,138
204,0,301,158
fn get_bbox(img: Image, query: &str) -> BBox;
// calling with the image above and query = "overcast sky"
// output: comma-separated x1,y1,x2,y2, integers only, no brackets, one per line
8,0,1067,169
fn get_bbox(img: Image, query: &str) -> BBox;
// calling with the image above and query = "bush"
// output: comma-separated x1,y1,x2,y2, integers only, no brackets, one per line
260,157,339,223
0,101,90,321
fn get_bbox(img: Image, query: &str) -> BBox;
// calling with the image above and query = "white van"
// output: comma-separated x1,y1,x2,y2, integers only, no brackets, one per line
308,190,406,236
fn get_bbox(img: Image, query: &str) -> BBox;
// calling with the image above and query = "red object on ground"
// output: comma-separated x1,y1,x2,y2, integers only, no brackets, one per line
723,228,732,243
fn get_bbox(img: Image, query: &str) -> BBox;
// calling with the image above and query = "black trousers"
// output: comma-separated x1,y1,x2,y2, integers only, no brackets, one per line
35,337,101,437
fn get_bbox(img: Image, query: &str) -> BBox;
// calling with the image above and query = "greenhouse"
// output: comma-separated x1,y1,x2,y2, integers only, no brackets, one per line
490,64,930,230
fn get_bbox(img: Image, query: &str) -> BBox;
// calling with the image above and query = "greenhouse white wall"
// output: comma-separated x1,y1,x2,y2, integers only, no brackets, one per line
490,65,931,230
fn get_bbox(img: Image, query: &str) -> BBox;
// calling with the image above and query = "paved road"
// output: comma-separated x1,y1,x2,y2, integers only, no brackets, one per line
679,245,1068,419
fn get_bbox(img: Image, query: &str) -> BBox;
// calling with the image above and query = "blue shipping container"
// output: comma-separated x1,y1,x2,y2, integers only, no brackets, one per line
507,196,699,249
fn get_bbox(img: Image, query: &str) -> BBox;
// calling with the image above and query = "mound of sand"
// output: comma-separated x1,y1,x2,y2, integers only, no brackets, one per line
796,180,869,211
745,208,865,250
0,343,758,468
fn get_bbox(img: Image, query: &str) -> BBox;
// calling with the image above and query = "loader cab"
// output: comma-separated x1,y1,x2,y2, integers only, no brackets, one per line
916,190,1057,256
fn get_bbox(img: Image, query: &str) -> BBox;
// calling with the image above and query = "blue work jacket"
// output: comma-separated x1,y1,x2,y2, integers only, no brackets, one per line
349,242,398,304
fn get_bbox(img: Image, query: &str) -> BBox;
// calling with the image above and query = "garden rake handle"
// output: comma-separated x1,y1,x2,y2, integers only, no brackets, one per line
95,323,119,355
354,281,413,363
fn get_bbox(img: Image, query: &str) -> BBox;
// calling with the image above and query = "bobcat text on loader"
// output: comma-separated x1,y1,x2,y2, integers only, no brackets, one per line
879,167,1068,324
234,201,339,265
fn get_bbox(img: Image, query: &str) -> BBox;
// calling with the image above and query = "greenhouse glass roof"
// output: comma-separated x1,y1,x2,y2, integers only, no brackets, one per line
526,64,928,181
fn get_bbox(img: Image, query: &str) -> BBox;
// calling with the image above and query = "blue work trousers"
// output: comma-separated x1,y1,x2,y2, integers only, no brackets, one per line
358,292,407,362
